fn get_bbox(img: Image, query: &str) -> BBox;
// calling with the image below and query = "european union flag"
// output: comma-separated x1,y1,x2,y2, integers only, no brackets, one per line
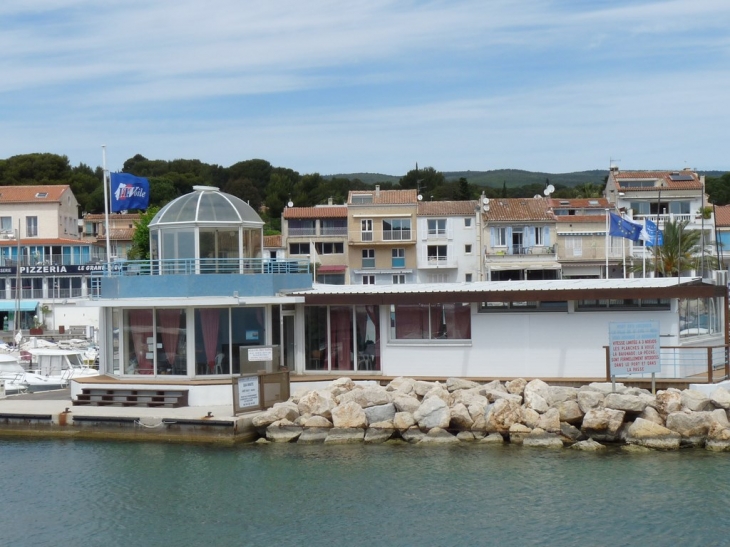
110,173,150,212
608,212,642,241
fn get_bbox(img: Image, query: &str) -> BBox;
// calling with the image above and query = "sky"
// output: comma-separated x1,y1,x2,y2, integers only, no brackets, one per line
1,0,729,176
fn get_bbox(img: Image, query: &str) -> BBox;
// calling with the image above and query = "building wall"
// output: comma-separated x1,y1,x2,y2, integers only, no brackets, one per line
416,215,479,283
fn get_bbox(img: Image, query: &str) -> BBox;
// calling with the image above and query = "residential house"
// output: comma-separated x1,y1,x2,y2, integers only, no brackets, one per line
347,187,418,285
263,234,286,261
282,202,348,284
82,212,140,260
713,205,730,270
416,200,480,283
482,197,560,281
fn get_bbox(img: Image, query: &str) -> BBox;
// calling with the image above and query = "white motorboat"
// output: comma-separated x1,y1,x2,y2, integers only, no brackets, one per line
25,349,100,391
0,354,30,394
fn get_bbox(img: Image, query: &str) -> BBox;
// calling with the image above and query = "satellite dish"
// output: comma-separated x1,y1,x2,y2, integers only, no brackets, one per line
547,184,555,193
417,194,423,201
482,197,489,205
287,200,294,208
543,188,550,196
482,205,489,212
534,194,541,199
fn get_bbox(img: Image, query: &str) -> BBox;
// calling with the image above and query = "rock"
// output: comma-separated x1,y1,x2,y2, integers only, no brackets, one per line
537,408,561,433
556,400,583,424
297,390,336,418
559,422,584,443
508,423,531,445
706,423,730,451
386,377,417,394
681,390,713,412
577,390,604,413
413,396,451,430
622,444,653,453
655,389,683,416
446,377,481,392
638,406,664,426
450,403,474,430
604,393,651,413
364,427,393,444
364,403,396,425
571,439,606,451
485,399,524,433
297,428,329,444
711,408,730,428
265,423,302,443
423,386,453,406
369,420,394,429
325,427,365,444
587,382,625,393
505,378,527,395
468,404,487,432
393,411,416,431
255,437,270,444
522,407,540,429
626,418,680,450
401,426,426,443
548,386,578,405
252,411,279,428
452,389,489,408
480,433,505,444
581,408,626,441
524,379,551,413
271,401,300,422
328,377,357,397
523,433,563,449
456,431,479,442
665,411,715,445
414,380,438,397
420,427,459,444
710,387,730,410
302,415,333,428
331,401,368,429
483,390,523,404
481,380,506,393
393,394,421,414
336,386,392,408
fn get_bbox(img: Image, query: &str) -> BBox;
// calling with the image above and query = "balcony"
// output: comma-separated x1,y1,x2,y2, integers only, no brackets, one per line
382,229,411,241
288,227,317,237
320,227,347,237
635,213,711,227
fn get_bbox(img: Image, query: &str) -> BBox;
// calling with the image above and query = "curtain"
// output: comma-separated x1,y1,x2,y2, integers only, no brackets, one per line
445,303,472,340
157,309,182,366
200,308,220,372
330,306,352,370
129,309,153,374
395,304,428,339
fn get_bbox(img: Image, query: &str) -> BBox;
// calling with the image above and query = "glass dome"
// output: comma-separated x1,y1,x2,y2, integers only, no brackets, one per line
149,186,263,227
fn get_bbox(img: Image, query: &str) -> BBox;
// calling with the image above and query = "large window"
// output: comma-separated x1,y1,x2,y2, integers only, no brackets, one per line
428,219,446,236
383,219,411,241
361,219,373,241
392,248,405,268
321,218,347,236
494,227,507,247
362,249,375,268
427,245,447,264
390,303,471,340
0,216,11,232
288,219,316,237
315,242,344,254
289,242,310,255
26,216,38,237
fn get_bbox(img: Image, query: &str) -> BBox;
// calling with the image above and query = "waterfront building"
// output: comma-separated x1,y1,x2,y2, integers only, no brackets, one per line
81,212,140,260
714,205,730,270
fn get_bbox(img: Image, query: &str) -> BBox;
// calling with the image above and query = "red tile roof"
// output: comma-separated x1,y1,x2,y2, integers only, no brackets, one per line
483,198,554,222
0,185,70,203
264,235,283,248
714,205,730,228
348,189,418,205
283,206,347,219
418,200,478,216
85,213,141,221
0,237,102,247
613,170,702,191
549,198,610,209
555,214,609,224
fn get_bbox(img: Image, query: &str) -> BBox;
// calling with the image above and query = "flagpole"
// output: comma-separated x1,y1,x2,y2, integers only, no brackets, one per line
102,145,112,277
605,209,609,279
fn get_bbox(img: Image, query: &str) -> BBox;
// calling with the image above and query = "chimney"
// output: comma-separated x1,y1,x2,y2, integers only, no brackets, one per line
328,197,333,206
375,185,380,197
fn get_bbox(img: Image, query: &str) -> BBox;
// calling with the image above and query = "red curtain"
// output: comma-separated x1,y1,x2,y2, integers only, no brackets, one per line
129,309,153,374
200,308,220,372
330,306,352,370
395,304,429,339
157,309,182,366
445,303,472,339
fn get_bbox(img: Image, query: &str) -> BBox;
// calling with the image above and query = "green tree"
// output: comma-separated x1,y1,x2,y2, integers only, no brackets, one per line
127,207,160,260
573,182,602,198
705,172,730,206
637,219,718,277
224,178,262,211
399,165,445,195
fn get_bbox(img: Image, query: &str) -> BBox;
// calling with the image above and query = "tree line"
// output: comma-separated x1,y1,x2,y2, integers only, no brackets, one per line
1,153,728,233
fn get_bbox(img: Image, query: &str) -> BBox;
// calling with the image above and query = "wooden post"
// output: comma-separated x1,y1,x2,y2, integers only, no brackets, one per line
605,345,611,382
707,346,713,384
725,344,729,381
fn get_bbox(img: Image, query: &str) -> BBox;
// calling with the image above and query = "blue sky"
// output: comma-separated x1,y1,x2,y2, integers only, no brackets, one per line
1,0,728,176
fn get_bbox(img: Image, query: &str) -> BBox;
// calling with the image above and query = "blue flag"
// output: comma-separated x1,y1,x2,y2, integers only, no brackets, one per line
110,173,150,212
641,218,664,247
608,212,642,241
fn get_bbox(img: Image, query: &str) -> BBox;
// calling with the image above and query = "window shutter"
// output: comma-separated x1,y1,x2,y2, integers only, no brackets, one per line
543,226,550,247
490,227,495,248
506,227,513,253
447,220,454,240
421,218,428,241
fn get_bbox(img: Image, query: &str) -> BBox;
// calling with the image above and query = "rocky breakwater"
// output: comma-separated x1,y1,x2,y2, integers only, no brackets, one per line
251,377,730,451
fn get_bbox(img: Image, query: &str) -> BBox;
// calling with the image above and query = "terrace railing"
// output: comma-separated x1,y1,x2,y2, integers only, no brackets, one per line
604,345,730,383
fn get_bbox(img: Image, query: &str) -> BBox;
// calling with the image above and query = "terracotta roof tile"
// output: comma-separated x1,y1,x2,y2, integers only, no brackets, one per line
0,237,101,247
549,198,610,209
556,214,609,223
714,205,730,227
348,189,418,205
613,170,702,191
0,185,70,203
84,213,141,221
283,206,348,219
483,198,554,222
264,235,282,248
107,228,135,240
418,200,478,216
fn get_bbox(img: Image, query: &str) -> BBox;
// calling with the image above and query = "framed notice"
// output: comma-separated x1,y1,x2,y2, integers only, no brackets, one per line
248,347,273,362
238,376,259,408
609,321,661,376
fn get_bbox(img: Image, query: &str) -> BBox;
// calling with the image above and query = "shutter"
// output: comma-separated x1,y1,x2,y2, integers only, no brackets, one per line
447,220,454,240
506,227,513,254
490,227,495,249
543,226,550,247
525,226,533,248
447,242,453,265
421,218,428,241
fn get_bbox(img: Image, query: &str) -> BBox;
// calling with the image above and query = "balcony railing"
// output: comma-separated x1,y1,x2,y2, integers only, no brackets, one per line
0,253,103,268
92,257,310,277
383,229,411,241
486,245,556,257
321,227,347,236
635,213,706,225
288,227,317,237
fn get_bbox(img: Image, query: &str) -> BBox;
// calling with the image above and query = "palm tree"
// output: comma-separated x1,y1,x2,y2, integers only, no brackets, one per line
638,219,717,276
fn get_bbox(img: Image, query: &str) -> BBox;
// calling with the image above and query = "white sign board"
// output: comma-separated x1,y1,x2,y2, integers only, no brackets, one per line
609,321,661,375
248,347,273,362
238,376,259,408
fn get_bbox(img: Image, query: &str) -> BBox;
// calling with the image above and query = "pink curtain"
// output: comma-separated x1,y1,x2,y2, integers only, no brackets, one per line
157,309,182,365
129,309,153,374
444,303,471,339
330,306,352,370
395,304,429,339
200,308,220,372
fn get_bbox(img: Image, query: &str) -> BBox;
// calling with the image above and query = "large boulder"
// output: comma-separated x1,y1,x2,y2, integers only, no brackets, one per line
420,427,459,444
581,408,626,441
393,411,416,431
302,415,333,428
336,386,392,408
485,399,524,433
393,394,421,414
327,377,357,397
297,390,337,418
536,408,561,433
270,401,300,422
505,378,527,396
705,423,730,451
386,377,417,394
364,425,394,444
414,380,439,397
577,390,604,413
571,439,606,451
604,393,652,414
468,404,488,432
364,403,396,425
548,386,578,405
452,389,489,408
587,382,625,393
556,400,583,424
559,422,584,444
522,407,540,429
446,377,481,392
483,390,523,404
524,379,551,413
413,396,451,430
523,432,563,449
508,423,532,445
655,389,683,416
681,390,713,412
324,427,365,444
401,426,427,443
297,428,329,444
626,418,680,450
710,387,730,410
450,403,475,430
265,420,302,443
665,411,717,445
422,385,453,406
331,401,368,429
638,406,664,426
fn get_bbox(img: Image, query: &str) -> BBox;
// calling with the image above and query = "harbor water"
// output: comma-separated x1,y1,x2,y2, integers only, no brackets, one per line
3,438,730,547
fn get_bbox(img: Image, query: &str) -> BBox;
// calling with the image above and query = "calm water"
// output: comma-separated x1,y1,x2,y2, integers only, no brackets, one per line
2,439,730,547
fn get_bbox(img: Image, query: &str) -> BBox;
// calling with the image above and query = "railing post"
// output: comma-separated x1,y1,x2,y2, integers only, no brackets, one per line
707,347,713,384
605,345,611,381
725,345,730,381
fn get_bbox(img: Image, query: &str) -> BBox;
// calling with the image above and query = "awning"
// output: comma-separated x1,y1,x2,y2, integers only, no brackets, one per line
317,265,347,273
0,300,38,313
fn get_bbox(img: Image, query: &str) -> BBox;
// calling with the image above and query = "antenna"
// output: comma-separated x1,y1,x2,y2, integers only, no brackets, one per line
543,184,555,197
